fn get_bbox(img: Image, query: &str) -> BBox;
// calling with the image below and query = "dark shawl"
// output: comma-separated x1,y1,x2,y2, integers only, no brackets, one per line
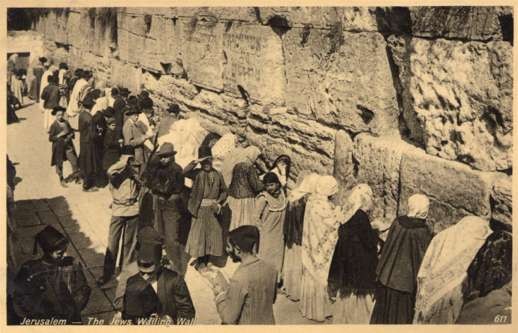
376,216,433,294
49,120,76,167
463,230,512,301
78,111,99,175
328,209,379,298
113,96,126,139
122,268,195,324
187,169,227,218
283,195,307,248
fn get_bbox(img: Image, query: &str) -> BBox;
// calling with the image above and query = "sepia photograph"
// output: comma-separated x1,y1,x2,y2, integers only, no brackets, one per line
4,4,513,326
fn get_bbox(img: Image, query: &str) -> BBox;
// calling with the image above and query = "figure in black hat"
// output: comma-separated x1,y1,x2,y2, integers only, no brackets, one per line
122,102,154,169
102,111,121,172
48,106,81,187
11,226,91,324
183,148,228,271
122,226,195,324
78,89,102,192
142,142,190,275
111,88,126,140
211,225,277,324
41,74,60,132
96,146,142,289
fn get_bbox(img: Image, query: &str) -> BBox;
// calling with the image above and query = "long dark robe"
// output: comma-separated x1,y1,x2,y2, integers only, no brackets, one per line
48,120,77,167
122,267,195,324
328,209,378,298
92,112,106,174
113,97,126,140
78,111,99,177
370,216,432,324
283,196,307,248
102,127,121,170
13,256,91,324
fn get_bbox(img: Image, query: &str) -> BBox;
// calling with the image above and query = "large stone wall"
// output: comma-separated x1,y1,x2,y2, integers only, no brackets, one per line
31,6,513,231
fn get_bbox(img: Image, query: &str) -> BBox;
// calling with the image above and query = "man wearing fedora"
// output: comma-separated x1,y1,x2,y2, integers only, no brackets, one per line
121,226,196,324
143,142,191,276
48,106,81,187
11,225,91,324
97,146,142,289
123,106,154,170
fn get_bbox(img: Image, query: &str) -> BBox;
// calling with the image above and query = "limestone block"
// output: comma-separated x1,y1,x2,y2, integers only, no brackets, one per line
54,13,69,44
142,73,199,105
410,6,512,41
353,134,414,221
408,38,512,171
175,7,259,22
66,11,83,47
181,17,225,91
491,173,512,227
259,7,378,30
127,32,145,64
117,28,130,62
399,146,493,232
222,23,285,104
284,28,399,135
110,60,143,93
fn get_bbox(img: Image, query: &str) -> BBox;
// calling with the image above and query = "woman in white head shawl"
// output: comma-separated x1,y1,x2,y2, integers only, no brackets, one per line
280,173,318,301
413,216,492,324
38,61,53,109
226,146,264,231
299,174,346,322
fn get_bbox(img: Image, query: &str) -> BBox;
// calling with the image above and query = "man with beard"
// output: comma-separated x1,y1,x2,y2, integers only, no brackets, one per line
12,226,91,324
48,106,80,187
143,143,190,276
211,225,277,324
122,226,195,325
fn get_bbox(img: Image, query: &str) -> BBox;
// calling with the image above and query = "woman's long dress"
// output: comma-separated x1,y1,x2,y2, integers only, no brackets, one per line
29,66,44,102
255,191,287,276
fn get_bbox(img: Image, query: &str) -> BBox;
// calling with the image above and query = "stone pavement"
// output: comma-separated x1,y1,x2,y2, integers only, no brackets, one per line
7,102,329,325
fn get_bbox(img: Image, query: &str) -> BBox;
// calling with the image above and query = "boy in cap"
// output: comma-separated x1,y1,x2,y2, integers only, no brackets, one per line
122,226,195,324
12,225,91,324
97,146,142,288
48,106,80,187
143,142,190,275
123,106,154,168
212,225,277,324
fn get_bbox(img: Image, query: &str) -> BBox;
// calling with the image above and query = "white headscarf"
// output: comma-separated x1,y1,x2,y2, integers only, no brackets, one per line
342,184,373,223
407,194,430,219
288,173,319,202
414,216,492,324
315,175,338,198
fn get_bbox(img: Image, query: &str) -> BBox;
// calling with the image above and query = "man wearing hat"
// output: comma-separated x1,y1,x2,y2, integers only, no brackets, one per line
97,146,143,288
122,226,195,324
12,225,91,324
78,89,101,192
184,150,228,270
102,112,121,172
111,87,126,139
123,105,154,169
211,225,277,324
48,106,80,187
143,142,190,275
41,74,60,131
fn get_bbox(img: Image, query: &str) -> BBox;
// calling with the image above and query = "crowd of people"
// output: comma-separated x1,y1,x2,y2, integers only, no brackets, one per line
6,55,512,325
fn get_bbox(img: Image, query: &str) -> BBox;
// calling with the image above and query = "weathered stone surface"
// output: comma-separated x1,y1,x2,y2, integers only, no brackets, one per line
143,72,200,105
284,28,399,135
353,134,414,221
259,7,378,30
181,17,225,91
408,38,512,171
175,7,260,22
111,60,143,93
491,173,512,227
399,146,493,232
333,130,354,205
222,23,285,104
66,11,83,47
410,6,512,41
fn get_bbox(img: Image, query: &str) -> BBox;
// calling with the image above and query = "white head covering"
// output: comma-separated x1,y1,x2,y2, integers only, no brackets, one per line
407,194,430,219
288,173,319,202
414,216,492,324
342,184,373,222
315,175,338,198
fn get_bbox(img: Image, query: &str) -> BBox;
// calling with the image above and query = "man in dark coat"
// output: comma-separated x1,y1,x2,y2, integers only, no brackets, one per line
12,226,91,324
102,115,121,172
112,87,127,140
370,194,433,324
143,143,190,276
122,226,196,324
48,106,80,187
78,89,100,192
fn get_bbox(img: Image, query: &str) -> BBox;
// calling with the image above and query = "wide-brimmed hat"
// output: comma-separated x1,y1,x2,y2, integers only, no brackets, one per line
137,226,163,272
157,143,177,157
33,225,69,255
51,106,66,115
